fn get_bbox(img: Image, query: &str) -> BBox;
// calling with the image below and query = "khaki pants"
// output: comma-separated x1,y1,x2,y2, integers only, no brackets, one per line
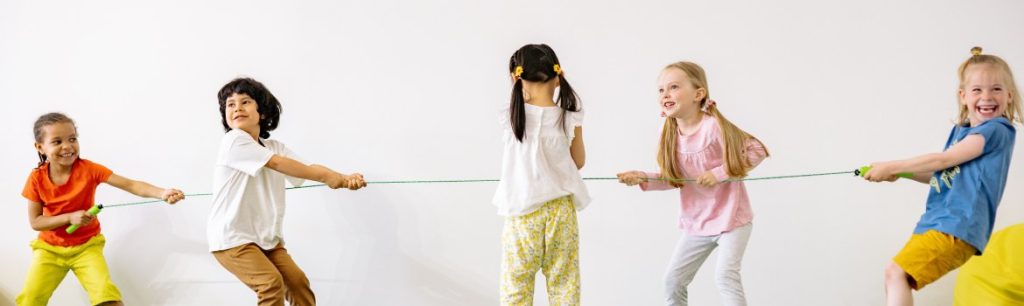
213,242,315,306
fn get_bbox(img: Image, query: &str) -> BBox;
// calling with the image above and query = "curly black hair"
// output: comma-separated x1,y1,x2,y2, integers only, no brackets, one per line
217,77,282,139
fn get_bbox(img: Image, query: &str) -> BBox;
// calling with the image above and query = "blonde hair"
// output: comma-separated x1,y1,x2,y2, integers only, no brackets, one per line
957,46,1022,125
657,62,769,187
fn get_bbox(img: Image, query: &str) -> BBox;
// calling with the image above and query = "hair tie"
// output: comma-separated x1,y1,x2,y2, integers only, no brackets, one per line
513,66,524,79
971,46,983,56
702,99,717,112
553,64,562,76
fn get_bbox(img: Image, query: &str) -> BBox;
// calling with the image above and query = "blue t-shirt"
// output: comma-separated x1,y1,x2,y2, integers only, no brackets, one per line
915,117,1016,254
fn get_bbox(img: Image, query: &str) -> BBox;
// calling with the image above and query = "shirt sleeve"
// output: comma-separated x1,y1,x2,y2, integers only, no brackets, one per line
22,171,41,203
218,130,274,177
970,119,1014,154
564,109,584,142
710,138,768,181
85,160,114,183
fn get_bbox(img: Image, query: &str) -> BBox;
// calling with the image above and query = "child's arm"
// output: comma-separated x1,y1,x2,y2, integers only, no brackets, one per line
265,154,366,190
697,138,768,187
570,127,585,169
105,174,185,204
27,201,91,231
864,134,985,184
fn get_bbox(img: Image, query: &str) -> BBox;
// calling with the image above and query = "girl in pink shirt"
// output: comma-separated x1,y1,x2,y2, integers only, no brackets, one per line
618,61,769,306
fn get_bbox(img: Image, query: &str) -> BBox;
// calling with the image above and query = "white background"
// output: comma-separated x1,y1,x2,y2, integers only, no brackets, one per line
1,0,1022,305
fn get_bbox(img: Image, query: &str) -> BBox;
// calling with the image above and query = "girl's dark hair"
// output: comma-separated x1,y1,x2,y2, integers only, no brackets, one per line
32,112,76,167
217,77,283,139
508,44,581,141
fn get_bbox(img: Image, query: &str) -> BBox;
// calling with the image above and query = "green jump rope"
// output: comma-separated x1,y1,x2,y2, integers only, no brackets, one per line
62,166,911,234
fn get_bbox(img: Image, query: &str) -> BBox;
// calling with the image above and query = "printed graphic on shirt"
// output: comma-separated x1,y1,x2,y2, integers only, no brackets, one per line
929,138,964,193
930,165,961,193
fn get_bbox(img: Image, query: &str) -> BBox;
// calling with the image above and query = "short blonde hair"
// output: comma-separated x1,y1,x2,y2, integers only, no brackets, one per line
957,46,1022,125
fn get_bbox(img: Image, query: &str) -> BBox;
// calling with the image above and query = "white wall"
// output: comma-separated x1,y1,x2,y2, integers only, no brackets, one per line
1,0,1022,305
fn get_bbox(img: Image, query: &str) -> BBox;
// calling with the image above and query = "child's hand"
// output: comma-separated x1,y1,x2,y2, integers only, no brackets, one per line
344,173,366,190
68,210,94,227
696,171,719,187
616,171,647,186
863,162,900,182
161,188,185,204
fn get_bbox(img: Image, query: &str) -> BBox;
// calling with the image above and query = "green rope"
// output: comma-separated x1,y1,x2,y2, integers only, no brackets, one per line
100,170,854,209
673,170,855,183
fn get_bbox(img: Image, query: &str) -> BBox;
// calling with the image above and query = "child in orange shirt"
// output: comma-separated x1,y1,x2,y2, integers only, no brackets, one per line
18,112,184,306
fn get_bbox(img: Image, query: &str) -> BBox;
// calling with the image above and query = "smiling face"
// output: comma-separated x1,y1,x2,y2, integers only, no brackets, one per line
657,67,705,119
223,93,263,137
35,122,79,168
959,64,1012,127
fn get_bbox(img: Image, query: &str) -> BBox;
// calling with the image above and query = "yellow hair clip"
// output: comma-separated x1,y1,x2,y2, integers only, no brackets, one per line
971,46,983,56
553,64,562,75
513,66,524,79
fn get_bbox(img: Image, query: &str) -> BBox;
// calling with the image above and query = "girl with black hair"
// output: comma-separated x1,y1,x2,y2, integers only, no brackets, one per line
493,44,589,305
19,112,184,306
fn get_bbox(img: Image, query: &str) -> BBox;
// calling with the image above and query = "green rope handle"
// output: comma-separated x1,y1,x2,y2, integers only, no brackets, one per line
66,204,103,233
853,166,914,179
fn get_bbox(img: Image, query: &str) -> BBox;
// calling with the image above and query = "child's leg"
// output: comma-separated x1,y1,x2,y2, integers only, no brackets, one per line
664,232,717,306
885,261,913,306
68,235,123,306
16,240,72,306
540,196,580,306
713,223,752,306
265,243,315,306
213,243,288,306
888,230,976,306
501,200,554,306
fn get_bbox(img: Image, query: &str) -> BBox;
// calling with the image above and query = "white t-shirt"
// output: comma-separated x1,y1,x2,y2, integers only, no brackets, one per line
207,129,305,252
493,103,591,216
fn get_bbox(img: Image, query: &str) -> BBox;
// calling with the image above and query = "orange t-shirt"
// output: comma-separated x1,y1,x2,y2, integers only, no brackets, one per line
21,158,112,247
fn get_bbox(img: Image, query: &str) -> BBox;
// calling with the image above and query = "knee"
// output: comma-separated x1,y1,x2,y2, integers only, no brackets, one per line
283,270,311,291
714,267,742,288
884,262,907,282
664,272,692,289
258,274,286,295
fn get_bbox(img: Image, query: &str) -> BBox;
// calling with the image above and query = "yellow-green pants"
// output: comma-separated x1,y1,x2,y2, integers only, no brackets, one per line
17,234,122,306
501,196,580,306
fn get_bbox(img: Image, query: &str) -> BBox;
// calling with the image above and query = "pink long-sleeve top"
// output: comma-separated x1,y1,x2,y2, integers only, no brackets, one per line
640,114,767,236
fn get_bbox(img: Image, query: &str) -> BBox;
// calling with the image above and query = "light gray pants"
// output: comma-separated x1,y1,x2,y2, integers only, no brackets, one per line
664,223,753,306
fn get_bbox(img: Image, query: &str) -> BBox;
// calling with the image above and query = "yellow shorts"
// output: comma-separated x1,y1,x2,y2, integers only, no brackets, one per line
893,230,976,290
16,234,122,306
